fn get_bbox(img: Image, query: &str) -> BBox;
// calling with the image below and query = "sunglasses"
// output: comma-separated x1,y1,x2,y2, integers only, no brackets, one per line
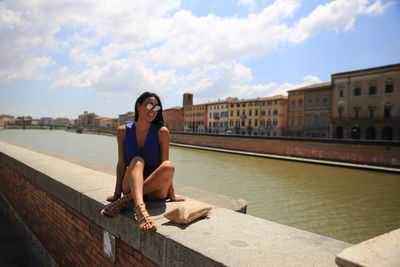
145,102,161,112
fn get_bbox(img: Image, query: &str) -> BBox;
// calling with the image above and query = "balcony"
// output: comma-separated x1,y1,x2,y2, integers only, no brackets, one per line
331,116,400,123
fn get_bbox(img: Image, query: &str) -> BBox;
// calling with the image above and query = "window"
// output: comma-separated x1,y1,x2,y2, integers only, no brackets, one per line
249,110,252,116
297,118,302,126
315,97,320,105
255,119,258,127
242,103,246,107
248,119,252,126
230,120,233,126
354,107,361,120
291,100,295,106
369,86,377,95
236,110,239,116
273,119,278,126
369,106,375,120
273,110,278,115
385,82,394,93
354,87,361,96
255,110,258,116
261,110,265,116
384,105,392,119
308,96,312,105
323,96,328,105
338,107,344,119
339,88,344,98
298,99,303,106
241,120,245,127
268,110,271,116
236,104,240,107
230,111,233,117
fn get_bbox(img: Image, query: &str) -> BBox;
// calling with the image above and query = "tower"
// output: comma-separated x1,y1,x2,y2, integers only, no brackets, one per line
183,93,193,106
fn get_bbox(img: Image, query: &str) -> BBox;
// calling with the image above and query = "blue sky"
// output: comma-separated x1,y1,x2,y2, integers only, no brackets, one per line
1,0,399,119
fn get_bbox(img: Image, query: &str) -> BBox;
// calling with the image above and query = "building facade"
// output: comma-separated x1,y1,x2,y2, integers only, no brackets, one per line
259,95,288,137
302,83,332,138
331,63,400,140
118,112,135,125
184,103,207,133
227,95,287,136
163,106,184,132
287,89,305,136
207,98,237,133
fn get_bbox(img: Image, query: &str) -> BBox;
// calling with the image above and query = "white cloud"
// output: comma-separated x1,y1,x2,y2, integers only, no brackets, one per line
291,0,394,42
0,0,392,103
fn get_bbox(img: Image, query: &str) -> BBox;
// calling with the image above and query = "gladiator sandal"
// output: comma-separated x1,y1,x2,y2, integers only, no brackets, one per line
134,203,157,232
100,194,132,218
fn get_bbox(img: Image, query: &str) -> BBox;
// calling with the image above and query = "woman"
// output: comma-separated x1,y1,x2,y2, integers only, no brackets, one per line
101,91,185,231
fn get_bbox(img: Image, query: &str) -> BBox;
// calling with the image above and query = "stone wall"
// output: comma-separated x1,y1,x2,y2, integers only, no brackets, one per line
170,132,400,167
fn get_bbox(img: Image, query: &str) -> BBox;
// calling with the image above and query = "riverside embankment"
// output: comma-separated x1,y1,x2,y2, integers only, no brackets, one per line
170,132,400,169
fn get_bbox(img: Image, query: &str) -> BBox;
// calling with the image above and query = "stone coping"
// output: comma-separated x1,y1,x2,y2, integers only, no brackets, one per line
336,228,400,267
0,141,351,266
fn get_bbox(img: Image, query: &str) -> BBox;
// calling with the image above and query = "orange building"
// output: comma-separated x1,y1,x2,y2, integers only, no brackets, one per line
287,87,306,136
288,82,332,138
184,103,207,133
258,95,288,137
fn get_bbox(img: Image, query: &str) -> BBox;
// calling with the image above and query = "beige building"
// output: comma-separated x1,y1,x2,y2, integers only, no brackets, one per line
331,63,400,140
227,95,287,136
207,98,237,133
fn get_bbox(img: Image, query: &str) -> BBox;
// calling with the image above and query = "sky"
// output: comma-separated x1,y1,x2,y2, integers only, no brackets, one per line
1,0,399,119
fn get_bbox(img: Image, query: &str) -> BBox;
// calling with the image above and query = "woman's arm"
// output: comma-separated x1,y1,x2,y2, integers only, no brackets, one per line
159,126,185,201
114,125,127,195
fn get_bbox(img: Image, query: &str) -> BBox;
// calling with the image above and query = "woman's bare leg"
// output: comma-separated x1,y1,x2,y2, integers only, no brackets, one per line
122,158,175,231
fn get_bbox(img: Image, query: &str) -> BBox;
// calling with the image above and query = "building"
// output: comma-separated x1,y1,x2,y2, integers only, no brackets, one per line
227,95,287,136
78,111,97,127
40,117,54,126
163,106,184,132
183,93,207,133
118,112,135,125
184,103,207,133
289,83,332,138
54,117,70,126
331,63,400,140
0,114,15,126
258,95,288,137
93,116,113,128
207,98,237,134
287,88,305,136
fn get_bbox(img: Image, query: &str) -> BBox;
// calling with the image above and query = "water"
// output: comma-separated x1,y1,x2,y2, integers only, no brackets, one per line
1,129,399,244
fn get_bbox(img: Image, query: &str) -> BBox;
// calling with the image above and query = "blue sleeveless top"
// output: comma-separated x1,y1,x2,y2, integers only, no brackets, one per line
125,123,161,178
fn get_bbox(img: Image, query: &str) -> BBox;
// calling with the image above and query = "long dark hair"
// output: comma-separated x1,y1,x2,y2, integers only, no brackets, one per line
134,91,164,127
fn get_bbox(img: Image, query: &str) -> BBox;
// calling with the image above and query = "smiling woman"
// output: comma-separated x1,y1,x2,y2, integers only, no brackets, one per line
100,91,185,232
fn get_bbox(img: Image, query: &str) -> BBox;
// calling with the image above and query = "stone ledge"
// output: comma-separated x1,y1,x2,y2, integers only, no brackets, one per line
0,141,351,266
336,228,400,267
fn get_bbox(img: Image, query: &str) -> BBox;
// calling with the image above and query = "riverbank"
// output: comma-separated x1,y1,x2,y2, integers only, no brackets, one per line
170,132,400,170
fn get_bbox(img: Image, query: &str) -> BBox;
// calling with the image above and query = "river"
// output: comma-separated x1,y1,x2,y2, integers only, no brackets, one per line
0,129,399,244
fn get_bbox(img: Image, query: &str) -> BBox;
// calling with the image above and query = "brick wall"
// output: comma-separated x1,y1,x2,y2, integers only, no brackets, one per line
0,161,157,267
170,133,400,167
